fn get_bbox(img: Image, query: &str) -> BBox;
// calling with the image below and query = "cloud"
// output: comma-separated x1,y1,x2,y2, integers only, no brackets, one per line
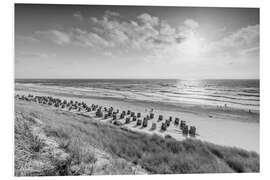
70,28,111,47
15,35,39,43
32,11,204,59
184,19,199,29
89,12,187,50
90,17,98,23
73,12,83,21
35,28,111,48
221,25,259,49
209,24,259,57
104,10,120,17
144,24,259,64
240,46,259,56
137,13,159,26
30,10,259,65
35,30,71,45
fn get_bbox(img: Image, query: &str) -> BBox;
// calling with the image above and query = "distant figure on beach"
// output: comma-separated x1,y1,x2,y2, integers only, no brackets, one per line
217,105,223,110
217,104,230,111
145,108,154,113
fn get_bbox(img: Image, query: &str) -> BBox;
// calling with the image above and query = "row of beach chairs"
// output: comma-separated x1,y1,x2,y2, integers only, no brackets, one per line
15,94,197,137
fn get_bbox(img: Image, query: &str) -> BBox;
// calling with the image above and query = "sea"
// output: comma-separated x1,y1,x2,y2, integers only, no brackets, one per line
15,79,260,111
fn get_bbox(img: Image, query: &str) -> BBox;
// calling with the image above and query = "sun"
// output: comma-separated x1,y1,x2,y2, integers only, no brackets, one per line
181,34,205,56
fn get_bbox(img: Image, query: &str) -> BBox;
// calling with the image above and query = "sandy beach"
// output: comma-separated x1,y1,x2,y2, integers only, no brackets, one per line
15,83,259,153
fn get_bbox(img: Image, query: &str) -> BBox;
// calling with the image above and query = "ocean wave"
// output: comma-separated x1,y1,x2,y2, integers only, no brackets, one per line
165,94,259,107
159,90,259,102
237,93,260,97
242,89,259,93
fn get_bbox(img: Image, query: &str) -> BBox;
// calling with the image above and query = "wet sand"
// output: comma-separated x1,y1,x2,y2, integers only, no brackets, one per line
15,83,260,153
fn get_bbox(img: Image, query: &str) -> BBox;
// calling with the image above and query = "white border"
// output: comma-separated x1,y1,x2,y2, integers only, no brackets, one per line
1,0,269,180
13,0,260,7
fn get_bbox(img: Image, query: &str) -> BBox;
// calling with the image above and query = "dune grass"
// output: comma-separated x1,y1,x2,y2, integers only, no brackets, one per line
15,100,259,175
15,112,40,176
15,112,75,176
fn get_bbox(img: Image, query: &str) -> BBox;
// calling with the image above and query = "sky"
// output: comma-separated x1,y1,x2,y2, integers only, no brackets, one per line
15,4,259,79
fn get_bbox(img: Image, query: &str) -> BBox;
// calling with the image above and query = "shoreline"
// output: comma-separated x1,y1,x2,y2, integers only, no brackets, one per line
15,87,260,153
15,83,259,121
